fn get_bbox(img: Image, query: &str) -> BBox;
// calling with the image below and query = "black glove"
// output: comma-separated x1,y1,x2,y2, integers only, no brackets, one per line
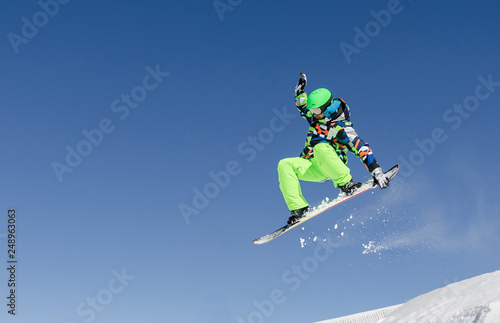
294,72,307,93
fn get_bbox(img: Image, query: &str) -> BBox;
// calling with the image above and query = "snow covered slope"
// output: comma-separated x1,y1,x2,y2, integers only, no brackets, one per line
316,270,500,323
379,270,500,323
315,305,403,323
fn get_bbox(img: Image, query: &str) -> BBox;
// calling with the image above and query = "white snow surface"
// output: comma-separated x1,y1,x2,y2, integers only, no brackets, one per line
378,270,500,323
315,305,402,323
316,270,500,323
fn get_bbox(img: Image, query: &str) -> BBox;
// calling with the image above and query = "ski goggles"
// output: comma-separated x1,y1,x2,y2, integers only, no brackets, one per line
309,96,333,115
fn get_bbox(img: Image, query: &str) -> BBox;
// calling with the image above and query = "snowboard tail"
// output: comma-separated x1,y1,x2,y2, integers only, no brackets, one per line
252,165,399,245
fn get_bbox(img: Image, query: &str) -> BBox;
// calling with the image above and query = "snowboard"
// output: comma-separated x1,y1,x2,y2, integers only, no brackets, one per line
252,165,400,245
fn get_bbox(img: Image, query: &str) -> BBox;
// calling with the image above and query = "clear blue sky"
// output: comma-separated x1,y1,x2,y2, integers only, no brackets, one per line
1,1,500,322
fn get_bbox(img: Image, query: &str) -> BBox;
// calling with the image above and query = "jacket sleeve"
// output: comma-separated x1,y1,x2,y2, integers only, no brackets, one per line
333,122,380,173
295,90,313,124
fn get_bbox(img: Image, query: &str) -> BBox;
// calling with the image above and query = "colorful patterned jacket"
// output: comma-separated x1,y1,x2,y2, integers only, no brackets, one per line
295,90,380,174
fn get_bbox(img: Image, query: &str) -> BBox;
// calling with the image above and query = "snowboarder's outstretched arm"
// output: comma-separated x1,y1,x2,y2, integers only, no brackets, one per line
294,73,314,123
334,122,389,188
334,122,380,173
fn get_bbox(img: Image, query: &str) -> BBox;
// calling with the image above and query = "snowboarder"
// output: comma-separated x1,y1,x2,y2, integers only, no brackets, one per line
278,73,390,225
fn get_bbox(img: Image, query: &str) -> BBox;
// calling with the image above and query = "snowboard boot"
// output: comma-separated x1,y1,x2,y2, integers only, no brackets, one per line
287,206,309,225
338,180,362,196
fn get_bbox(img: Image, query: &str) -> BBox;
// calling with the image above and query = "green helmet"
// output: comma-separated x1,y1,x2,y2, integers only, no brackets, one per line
307,88,333,115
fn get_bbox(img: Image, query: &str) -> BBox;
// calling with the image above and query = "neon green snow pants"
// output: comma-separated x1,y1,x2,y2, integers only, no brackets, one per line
277,143,352,211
